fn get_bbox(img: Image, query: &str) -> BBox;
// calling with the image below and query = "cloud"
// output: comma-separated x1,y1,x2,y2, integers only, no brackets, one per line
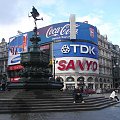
77,13,120,45
0,0,56,25
0,0,120,46
0,0,54,42
0,0,20,24
0,12,52,41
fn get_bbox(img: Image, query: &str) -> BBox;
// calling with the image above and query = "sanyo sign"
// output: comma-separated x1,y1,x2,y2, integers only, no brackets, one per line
55,57,99,74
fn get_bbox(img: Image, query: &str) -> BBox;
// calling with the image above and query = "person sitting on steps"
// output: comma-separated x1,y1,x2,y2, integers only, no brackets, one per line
73,86,85,103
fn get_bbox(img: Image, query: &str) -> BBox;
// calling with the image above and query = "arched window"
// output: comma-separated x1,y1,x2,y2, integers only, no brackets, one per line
56,77,64,82
99,78,103,83
66,77,74,82
87,77,93,82
77,77,84,86
77,77,84,82
107,79,110,83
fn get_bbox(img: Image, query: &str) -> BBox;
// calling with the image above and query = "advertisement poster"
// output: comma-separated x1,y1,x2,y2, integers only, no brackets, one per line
53,41,98,74
8,33,28,65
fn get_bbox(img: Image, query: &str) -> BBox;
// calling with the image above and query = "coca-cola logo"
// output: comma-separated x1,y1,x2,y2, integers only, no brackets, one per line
46,24,79,38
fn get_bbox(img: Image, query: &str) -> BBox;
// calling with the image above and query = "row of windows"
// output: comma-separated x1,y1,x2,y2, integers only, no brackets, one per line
99,49,111,58
56,77,111,83
98,39,109,49
99,67,112,75
99,58,111,67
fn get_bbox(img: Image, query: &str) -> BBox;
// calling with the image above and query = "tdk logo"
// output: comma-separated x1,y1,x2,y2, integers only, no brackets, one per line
61,44,95,55
61,45,70,53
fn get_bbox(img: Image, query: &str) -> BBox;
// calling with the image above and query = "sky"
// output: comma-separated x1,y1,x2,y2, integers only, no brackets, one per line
0,0,120,46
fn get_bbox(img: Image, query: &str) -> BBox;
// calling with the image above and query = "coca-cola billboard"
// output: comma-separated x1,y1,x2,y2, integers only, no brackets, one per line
34,22,97,44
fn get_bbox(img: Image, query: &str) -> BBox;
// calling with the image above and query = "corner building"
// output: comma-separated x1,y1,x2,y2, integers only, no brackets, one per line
34,22,99,90
9,22,114,90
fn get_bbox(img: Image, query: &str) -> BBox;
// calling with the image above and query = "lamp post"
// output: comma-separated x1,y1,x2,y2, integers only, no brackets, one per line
112,57,120,88
53,56,56,81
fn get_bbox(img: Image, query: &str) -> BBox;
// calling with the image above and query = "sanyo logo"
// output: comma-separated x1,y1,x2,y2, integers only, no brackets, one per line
61,44,95,55
46,24,80,38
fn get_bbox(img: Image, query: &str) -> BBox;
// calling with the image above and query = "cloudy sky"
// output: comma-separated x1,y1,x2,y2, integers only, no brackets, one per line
0,0,120,46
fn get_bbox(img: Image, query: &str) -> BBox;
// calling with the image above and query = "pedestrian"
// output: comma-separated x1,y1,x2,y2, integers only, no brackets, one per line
1,78,6,91
109,90,119,102
73,86,85,103
1,75,7,91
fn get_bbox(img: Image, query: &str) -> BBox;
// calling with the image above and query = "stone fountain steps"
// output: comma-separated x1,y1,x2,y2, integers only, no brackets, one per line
0,89,119,113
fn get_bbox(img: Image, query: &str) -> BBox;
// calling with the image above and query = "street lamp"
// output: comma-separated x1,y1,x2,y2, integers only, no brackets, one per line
112,57,120,88
53,56,56,81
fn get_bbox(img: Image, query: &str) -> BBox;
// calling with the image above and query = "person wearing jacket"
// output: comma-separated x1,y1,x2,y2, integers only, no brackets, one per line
73,86,85,103
109,90,119,102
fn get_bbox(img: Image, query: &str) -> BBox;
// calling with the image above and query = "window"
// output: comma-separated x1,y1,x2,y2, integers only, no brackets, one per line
66,77,74,82
99,78,102,83
56,77,63,82
77,77,84,82
87,77,93,82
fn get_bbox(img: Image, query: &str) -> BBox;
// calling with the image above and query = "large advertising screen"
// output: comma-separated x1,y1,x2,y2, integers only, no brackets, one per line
53,41,99,74
35,22,97,45
8,22,98,67
8,33,28,65
53,41,98,59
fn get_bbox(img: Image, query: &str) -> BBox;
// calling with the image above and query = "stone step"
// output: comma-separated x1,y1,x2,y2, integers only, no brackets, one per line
0,101,118,113
0,96,106,103
0,89,119,113
0,96,119,113
0,98,109,105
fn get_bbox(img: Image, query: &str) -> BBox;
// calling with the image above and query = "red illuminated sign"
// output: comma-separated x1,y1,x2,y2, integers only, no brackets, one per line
7,65,24,70
57,59,97,71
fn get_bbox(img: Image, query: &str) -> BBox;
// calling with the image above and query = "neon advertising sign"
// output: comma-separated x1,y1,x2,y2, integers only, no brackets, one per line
53,41,99,74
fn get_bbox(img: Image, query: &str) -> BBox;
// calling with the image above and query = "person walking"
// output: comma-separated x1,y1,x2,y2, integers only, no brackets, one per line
73,86,84,103
1,78,6,91
109,90,119,102
1,74,7,91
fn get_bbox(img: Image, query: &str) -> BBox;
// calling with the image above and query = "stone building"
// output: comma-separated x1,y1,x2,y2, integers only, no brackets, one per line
98,32,112,90
0,38,8,78
98,31,120,90
110,44,120,88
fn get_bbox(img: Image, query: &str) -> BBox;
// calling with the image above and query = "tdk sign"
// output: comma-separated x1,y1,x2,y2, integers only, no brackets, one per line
54,42,98,59
61,44,95,55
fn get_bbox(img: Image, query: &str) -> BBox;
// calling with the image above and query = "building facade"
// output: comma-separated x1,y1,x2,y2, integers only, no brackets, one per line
98,33,113,90
4,22,120,90
111,44,120,88
0,38,8,79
